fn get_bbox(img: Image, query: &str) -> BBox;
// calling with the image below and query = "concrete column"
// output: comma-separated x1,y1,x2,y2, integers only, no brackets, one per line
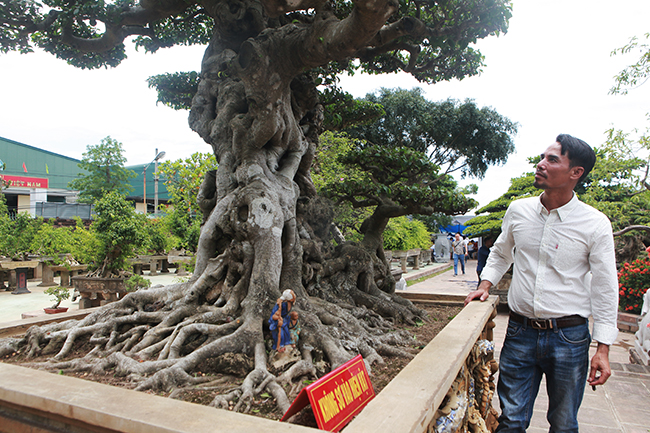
38,264,57,287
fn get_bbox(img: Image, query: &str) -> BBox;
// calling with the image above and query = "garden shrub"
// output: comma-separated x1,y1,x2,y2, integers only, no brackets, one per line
383,216,431,251
618,247,650,314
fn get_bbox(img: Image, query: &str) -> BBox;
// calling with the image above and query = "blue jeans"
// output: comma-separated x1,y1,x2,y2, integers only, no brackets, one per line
496,319,591,433
453,253,465,275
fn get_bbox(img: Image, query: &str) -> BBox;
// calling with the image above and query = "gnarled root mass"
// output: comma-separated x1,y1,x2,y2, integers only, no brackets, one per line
1,250,427,418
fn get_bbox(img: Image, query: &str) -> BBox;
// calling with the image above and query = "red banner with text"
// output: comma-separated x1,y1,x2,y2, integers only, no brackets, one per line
0,174,49,189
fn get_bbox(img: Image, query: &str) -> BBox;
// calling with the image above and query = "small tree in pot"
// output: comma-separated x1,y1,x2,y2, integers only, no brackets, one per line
44,286,70,313
88,191,147,278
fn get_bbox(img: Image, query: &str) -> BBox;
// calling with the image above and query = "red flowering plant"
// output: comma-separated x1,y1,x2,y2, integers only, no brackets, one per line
617,247,650,315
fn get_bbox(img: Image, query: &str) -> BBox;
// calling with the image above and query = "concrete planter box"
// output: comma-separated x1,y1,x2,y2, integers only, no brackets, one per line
71,276,127,309
0,293,499,433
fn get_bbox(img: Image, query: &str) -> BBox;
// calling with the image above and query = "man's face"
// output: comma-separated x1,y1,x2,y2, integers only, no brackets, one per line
455,234,460,240
533,142,583,191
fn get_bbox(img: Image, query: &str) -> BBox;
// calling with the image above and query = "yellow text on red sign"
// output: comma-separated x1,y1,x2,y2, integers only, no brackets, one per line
316,369,370,424
281,354,375,432
308,355,374,432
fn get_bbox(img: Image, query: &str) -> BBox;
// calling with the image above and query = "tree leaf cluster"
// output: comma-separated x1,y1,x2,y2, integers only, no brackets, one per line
147,71,200,110
383,216,430,251
610,32,650,95
68,136,136,203
355,0,512,83
158,152,218,251
346,88,517,179
91,191,147,275
320,135,477,225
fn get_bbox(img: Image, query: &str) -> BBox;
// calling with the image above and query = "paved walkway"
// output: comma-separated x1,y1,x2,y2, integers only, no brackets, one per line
0,273,182,322
2,263,649,431
402,260,650,433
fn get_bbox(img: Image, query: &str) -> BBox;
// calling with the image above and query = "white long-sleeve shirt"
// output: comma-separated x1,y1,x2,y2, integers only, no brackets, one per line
481,194,619,345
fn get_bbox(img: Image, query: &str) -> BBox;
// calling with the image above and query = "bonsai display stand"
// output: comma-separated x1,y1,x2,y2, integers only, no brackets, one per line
391,249,422,272
71,276,127,309
0,260,39,295
130,255,169,276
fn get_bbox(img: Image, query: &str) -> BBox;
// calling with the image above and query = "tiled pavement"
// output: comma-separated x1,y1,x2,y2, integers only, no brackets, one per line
402,260,650,433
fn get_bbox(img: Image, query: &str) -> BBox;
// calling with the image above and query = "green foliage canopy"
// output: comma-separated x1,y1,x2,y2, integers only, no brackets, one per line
580,128,650,248
1,0,512,132
158,152,218,251
68,136,136,203
324,143,476,215
346,88,518,179
91,191,147,276
610,32,650,95
383,216,431,251
312,131,372,241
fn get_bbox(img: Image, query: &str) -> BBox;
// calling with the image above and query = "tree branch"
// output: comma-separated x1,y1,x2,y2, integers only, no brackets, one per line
613,225,650,236
57,1,196,53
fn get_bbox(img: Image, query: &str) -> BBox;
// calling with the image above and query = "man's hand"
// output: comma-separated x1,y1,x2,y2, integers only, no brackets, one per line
588,343,611,387
464,280,492,306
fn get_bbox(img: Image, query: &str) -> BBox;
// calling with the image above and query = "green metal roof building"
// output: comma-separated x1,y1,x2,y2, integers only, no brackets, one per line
126,163,171,214
0,136,169,218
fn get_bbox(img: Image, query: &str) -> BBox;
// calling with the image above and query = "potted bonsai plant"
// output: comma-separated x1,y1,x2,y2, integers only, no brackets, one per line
72,192,147,309
43,286,70,314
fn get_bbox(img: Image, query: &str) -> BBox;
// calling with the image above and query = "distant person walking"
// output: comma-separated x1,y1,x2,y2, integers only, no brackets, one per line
467,240,476,259
476,237,494,283
452,233,467,276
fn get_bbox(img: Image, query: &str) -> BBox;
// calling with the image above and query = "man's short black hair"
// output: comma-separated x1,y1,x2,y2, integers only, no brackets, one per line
556,134,596,183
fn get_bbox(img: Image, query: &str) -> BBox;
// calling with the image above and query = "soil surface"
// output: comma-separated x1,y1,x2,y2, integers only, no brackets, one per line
3,304,461,426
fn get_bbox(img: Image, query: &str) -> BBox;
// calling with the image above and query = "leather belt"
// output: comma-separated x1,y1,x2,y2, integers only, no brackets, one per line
509,311,586,330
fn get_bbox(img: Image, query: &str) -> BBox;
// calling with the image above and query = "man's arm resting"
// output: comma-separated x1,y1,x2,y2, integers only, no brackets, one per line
588,343,611,387
464,280,492,306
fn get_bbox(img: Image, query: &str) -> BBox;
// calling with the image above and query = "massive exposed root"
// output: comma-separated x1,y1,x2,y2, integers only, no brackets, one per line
2,242,426,417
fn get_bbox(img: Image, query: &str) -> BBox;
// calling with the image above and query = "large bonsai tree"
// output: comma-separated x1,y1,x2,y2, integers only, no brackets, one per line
0,0,513,414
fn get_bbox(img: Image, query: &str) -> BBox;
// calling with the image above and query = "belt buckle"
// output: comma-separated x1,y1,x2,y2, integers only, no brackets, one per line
530,319,548,330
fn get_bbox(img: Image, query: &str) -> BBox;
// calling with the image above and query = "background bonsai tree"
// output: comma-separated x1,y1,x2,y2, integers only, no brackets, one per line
158,152,219,252
44,286,70,310
0,0,516,413
88,191,147,278
346,88,517,178
318,142,477,298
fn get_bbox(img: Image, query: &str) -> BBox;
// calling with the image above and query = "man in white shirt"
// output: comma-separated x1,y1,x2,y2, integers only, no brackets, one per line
465,134,618,433
452,233,468,275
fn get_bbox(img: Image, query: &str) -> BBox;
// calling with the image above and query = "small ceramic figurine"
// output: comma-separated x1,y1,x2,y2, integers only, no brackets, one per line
288,311,301,347
269,289,296,352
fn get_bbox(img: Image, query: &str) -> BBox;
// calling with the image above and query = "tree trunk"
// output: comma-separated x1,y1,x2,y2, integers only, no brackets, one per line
0,0,427,415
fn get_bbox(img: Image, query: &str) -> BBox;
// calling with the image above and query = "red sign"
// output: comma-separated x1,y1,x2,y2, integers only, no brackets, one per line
281,355,374,432
0,174,49,188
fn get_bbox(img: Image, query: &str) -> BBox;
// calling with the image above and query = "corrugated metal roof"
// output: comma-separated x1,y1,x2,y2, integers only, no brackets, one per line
0,136,170,200
0,136,84,190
